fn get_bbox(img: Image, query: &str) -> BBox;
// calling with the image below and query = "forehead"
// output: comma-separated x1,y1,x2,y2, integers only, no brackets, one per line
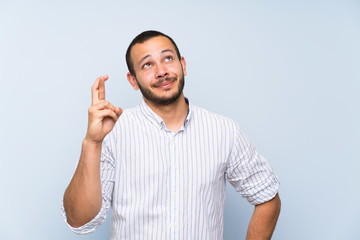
130,36,176,62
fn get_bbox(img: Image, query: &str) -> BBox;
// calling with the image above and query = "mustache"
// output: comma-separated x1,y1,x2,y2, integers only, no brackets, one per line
152,76,177,87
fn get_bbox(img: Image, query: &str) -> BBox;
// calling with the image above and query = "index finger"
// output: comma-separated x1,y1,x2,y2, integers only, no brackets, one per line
91,74,108,104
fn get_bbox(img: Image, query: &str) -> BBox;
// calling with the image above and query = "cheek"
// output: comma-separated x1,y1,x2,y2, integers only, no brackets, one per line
168,64,183,75
144,71,155,81
137,71,155,85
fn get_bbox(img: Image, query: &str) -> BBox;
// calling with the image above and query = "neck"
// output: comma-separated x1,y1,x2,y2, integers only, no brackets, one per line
144,93,188,132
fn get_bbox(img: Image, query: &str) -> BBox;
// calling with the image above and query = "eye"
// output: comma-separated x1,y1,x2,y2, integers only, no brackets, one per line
165,56,173,62
143,62,151,69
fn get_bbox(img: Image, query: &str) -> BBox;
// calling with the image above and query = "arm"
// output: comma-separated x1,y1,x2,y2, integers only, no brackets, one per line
63,75,122,228
246,193,281,240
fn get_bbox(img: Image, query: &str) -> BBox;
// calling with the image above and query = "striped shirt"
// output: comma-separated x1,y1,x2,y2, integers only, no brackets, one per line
63,98,280,239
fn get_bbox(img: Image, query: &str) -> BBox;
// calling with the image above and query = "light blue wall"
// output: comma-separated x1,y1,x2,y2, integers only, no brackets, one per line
1,0,359,239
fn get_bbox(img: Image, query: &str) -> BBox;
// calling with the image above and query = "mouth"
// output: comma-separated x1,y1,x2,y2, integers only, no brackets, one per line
153,77,177,89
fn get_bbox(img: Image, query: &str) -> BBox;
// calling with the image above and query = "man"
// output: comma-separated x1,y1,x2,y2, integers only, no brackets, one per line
62,30,281,240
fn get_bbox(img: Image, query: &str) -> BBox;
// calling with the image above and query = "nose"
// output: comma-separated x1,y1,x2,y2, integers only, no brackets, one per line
155,64,168,79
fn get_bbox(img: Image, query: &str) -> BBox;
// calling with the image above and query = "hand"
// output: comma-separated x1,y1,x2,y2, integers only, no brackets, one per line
85,75,122,143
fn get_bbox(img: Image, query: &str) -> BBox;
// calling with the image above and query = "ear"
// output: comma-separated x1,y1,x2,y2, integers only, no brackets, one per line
127,72,139,90
180,56,187,76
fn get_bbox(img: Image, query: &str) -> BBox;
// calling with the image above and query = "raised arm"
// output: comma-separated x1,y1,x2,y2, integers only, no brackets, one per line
63,75,122,228
246,193,281,240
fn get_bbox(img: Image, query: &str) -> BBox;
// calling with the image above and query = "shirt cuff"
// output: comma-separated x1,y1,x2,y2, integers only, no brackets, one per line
61,201,110,234
246,174,280,205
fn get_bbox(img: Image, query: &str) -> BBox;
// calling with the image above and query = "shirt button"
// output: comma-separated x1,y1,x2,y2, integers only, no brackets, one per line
172,193,176,198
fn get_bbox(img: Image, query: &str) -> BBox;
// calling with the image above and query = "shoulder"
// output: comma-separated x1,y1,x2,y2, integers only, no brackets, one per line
190,104,238,130
114,105,143,125
105,105,141,138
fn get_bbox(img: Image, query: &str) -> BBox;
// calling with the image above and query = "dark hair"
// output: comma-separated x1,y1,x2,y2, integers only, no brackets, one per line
125,30,181,76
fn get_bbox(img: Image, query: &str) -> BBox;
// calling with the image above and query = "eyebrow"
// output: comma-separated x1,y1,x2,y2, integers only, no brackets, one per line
161,49,175,55
137,49,176,67
138,54,151,68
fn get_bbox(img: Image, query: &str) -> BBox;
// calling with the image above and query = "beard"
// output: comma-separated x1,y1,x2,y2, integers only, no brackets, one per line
136,73,185,106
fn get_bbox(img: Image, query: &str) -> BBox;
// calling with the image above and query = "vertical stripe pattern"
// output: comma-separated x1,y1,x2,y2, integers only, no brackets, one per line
62,99,280,239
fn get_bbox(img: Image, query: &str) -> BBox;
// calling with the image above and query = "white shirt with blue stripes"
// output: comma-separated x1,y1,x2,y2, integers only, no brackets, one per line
63,98,280,240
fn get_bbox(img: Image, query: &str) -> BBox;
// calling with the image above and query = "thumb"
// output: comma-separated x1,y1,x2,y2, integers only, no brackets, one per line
115,107,123,117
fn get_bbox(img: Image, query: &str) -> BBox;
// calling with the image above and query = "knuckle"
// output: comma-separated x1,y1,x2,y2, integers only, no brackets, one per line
88,106,95,113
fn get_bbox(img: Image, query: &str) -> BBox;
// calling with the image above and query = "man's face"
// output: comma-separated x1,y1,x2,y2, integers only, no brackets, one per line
127,36,187,106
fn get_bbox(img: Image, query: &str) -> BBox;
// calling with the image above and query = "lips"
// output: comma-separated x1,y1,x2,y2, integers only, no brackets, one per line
153,77,177,88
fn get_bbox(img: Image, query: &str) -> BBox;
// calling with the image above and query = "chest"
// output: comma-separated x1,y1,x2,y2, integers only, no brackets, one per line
113,122,232,195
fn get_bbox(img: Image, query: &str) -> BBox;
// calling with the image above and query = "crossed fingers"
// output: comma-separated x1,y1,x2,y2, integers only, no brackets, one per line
91,75,108,105
90,75,122,119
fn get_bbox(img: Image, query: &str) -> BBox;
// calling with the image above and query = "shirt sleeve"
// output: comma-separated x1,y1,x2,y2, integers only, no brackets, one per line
61,135,116,234
226,125,280,205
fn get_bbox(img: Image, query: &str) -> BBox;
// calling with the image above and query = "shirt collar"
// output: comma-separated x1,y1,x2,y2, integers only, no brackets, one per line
183,98,192,127
139,97,193,130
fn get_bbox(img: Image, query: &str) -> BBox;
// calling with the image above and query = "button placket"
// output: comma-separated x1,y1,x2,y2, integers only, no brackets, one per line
169,133,179,239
